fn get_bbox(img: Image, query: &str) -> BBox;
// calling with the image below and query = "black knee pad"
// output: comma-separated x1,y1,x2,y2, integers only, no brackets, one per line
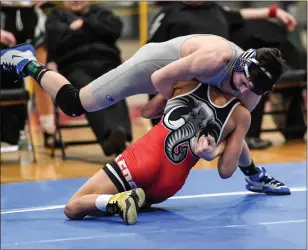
55,84,86,117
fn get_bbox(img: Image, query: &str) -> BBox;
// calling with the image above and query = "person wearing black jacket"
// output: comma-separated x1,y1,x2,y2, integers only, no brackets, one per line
44,2,132,156
0,2,50,145
147,1,297,149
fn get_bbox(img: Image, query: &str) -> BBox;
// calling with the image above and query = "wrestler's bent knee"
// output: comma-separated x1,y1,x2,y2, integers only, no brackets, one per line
64,202,86,220
218,168,235,179
55,84,86,117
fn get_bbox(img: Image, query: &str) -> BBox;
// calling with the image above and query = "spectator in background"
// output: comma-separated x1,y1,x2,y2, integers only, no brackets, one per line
44,1,132,156
148,1,297,149
0,1,56,146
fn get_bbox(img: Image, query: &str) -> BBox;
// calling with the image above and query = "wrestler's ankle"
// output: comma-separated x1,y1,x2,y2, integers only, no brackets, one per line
24,61,52,86
238,160,259,176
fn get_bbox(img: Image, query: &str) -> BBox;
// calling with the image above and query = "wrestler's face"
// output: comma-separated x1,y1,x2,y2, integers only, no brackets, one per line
231,72,254,95
64,1,90,14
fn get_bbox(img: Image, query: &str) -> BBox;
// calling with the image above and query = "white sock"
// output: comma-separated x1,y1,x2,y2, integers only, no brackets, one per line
95,194,113,212
39,114,55,134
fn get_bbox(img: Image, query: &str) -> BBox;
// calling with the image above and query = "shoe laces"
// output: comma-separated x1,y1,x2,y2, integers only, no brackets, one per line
1,62,16,72
259,175,284,187
108,192,129,215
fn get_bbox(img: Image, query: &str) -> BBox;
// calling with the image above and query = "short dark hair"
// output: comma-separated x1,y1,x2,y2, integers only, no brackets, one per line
249,48,287,93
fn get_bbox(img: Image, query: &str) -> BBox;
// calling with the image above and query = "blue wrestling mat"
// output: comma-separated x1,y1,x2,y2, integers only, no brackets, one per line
1,162,307,249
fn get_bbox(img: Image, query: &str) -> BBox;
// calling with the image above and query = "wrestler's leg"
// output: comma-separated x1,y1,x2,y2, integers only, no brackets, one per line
64,169,118,220
0,42,168,116
32,46,56,135
64,164,145,224
238,141,290,195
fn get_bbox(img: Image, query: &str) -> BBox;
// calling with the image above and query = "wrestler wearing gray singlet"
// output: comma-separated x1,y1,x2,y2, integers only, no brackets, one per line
90,34,244,109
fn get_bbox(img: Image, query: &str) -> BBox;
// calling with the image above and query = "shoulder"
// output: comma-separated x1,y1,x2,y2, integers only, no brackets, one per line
192,36,233,69
197,35,234,57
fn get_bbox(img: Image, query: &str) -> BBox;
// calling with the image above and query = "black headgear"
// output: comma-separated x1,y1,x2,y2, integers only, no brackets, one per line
234,49,275,95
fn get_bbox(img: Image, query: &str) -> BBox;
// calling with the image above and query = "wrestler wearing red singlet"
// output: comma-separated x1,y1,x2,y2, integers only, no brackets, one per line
104,83,240,204
117,122,199,204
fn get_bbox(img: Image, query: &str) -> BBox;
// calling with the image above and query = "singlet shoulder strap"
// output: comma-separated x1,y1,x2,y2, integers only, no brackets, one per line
207,40,241,87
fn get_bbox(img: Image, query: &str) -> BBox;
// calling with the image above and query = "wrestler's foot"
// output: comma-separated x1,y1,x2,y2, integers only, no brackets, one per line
131,188,146,210
0,43,36,77
245,167,291,195
106,188,146,225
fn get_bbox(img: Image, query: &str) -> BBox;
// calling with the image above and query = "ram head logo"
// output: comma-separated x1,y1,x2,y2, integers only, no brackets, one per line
163,96,222,163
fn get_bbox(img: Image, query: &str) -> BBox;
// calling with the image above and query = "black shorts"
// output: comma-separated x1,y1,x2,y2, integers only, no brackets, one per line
102,161,132,193
103,161,152,208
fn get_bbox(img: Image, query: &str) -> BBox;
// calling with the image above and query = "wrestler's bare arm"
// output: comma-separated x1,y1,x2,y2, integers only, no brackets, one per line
142,80,200,119
151,47,225,100
141,94,167,119
217,106,251,178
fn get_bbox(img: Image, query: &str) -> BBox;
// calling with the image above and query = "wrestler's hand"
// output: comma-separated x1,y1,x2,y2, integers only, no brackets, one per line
276,8,297,32
0,29,16,47
194,135,217,161
70,19,84,31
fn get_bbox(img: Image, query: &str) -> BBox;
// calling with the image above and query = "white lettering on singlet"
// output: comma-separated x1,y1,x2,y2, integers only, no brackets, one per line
115,155,137,189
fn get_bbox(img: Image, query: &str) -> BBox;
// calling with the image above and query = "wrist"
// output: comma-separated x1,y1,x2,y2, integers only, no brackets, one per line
268,5,278,18
206,147,221,161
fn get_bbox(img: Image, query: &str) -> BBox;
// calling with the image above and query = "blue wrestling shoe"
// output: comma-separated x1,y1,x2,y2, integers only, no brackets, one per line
0,43,36,77
245,167,291,195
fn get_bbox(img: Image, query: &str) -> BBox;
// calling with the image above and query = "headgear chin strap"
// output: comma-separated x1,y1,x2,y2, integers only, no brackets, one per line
234,49,274,95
